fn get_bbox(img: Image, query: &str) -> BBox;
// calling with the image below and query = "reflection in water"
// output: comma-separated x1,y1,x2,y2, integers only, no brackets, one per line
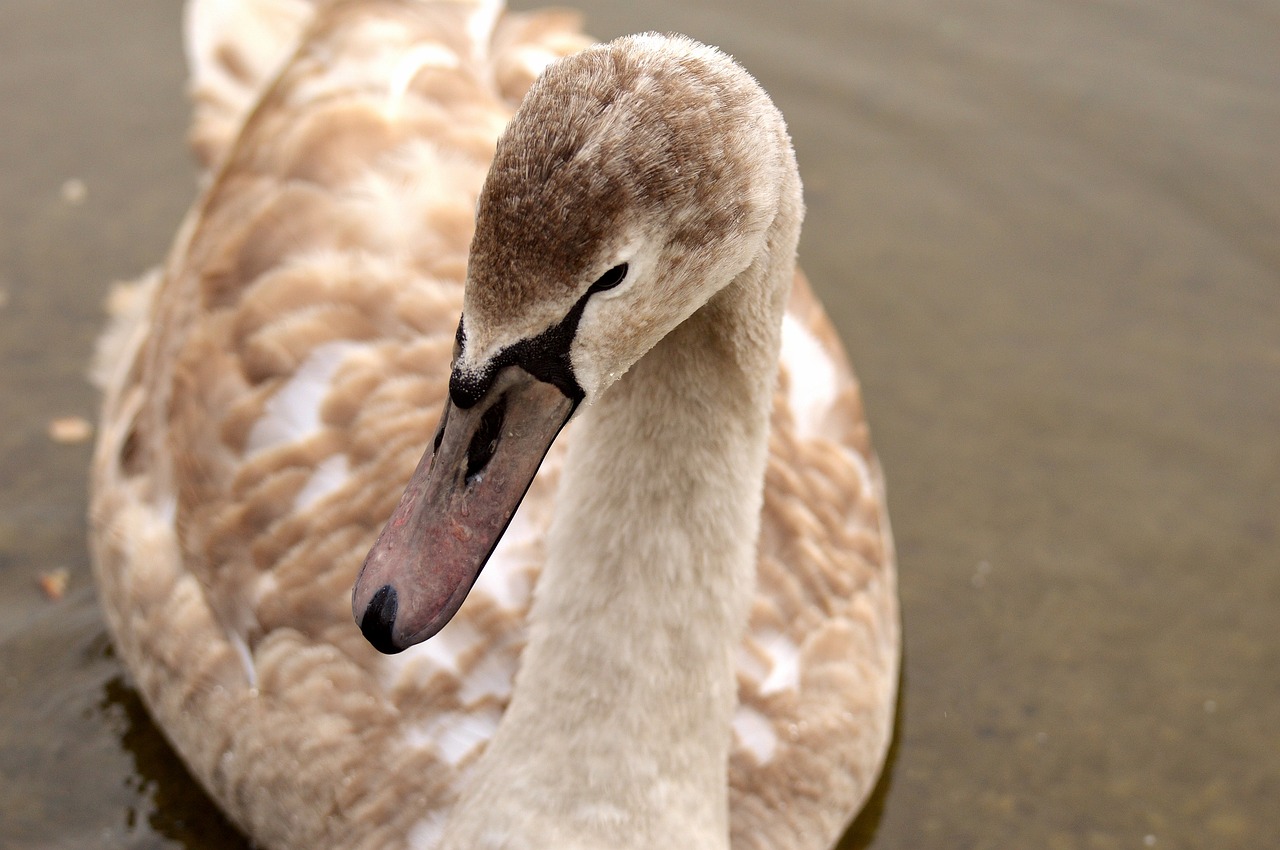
98,676,249,849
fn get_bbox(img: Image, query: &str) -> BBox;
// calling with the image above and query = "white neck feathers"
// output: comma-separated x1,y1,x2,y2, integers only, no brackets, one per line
439,154,803,849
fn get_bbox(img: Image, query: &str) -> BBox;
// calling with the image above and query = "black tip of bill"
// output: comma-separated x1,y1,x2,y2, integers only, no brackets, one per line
360,584,403,655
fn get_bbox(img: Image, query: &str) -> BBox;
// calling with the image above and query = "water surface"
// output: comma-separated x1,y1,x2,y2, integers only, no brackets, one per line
1,0,1276,847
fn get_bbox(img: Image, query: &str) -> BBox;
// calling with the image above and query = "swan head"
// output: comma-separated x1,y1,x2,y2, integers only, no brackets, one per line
353,34,795,652
462,33,790,404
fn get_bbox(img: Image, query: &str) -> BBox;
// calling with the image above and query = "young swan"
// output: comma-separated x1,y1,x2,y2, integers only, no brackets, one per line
353,34,804,850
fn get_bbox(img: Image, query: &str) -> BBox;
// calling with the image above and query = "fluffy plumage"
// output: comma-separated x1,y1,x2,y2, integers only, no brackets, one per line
89,1,899,848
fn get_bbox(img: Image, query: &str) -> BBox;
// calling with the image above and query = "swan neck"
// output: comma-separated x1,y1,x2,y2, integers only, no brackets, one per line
442,158,802,850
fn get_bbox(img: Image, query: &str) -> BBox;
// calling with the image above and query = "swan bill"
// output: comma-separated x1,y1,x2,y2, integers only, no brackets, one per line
352,365,577,653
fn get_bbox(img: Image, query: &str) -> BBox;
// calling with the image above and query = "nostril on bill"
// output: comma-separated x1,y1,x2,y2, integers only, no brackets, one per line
360,585,402,654
465,395,506,483
432,404,450,455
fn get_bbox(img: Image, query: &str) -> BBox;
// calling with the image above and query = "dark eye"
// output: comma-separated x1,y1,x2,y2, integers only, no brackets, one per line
588,263,628,293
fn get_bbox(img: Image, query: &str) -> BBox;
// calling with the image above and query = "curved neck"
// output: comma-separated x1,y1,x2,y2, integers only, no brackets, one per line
441,168,802,850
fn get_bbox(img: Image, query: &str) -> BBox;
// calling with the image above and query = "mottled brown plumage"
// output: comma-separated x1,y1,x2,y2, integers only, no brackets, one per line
90,2,899,848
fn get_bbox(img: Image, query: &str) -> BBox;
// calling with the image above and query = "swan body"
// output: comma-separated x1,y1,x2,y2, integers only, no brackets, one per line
90,1,899,848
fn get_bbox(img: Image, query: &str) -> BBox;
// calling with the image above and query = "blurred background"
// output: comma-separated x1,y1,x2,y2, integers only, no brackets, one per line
1,0,1276,847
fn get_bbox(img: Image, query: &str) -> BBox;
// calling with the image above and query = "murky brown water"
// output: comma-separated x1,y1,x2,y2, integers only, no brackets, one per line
2,0,1277,847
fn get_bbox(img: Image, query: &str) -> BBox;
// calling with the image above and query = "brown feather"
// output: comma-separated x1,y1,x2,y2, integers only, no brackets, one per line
91,2,897,848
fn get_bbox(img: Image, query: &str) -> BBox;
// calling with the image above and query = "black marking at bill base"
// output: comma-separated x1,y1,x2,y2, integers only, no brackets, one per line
449,292,592,408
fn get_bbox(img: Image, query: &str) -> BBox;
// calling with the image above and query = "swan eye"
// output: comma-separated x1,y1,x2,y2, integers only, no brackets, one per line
588,263,628,294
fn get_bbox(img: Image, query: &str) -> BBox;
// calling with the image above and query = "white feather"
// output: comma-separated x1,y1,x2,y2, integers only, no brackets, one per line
780,313,838,440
